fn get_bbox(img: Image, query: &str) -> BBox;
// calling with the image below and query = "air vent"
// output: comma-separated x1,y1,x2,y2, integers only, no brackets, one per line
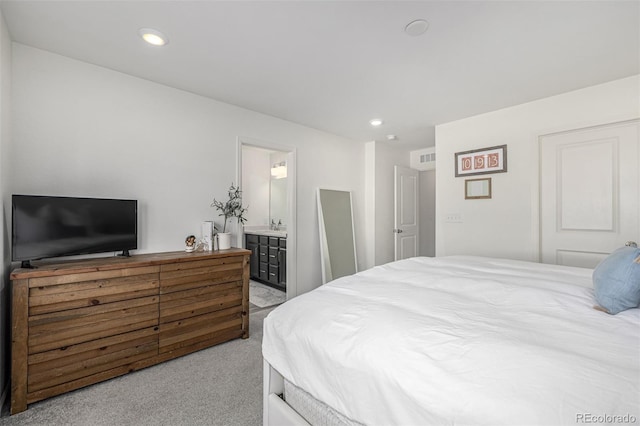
410,147,436,171
420,153,436,164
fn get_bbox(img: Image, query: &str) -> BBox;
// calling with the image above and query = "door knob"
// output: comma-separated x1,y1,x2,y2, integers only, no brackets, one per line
393,229,403,233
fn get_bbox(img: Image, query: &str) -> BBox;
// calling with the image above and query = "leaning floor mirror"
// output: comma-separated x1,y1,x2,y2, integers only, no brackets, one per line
317,188,357,284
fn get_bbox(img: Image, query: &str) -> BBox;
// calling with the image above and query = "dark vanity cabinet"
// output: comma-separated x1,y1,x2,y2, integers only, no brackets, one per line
245,234,286,290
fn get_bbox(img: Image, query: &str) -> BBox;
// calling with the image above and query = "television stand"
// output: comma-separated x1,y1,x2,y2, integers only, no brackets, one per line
20,260,35,269
117,249,131,257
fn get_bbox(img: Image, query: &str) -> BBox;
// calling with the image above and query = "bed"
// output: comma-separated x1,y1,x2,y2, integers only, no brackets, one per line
262,255,640,425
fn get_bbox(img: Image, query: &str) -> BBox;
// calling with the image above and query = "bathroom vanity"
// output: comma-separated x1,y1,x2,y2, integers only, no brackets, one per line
245,231,286,291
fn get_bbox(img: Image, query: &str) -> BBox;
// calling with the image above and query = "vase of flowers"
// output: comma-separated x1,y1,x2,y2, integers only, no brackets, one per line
211,183,248,250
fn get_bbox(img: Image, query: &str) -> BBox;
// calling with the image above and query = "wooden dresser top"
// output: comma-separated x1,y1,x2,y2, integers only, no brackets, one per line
11,248,251,279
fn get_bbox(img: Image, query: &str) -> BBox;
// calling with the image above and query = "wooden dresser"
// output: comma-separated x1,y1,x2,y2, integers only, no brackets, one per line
10,248,250,414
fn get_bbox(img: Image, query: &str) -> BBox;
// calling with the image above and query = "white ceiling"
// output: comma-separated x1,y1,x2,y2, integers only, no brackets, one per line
1,1,638,149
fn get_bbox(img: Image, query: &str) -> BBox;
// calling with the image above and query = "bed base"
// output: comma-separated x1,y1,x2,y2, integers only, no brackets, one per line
263,360,311,426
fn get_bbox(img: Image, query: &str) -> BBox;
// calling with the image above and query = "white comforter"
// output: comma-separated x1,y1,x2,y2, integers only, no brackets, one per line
262,256,640,426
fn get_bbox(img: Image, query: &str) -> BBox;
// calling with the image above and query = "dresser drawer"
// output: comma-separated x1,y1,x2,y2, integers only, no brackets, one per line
159,256,244,294
159,281,242,324
158,305,243,355
28,295,159,354
28,267,159,316
27,326,158,394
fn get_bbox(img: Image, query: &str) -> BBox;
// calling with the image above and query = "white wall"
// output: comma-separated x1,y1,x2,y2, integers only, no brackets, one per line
435,75,640,261
364,140,412,267
364,141,376,269
11,43,366,297
0,7,10,409
419,170,435,257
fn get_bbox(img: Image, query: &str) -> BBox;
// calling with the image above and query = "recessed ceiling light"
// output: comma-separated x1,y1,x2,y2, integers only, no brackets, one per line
369,119,383,127
139,28,169,46
404,19,429,37
386,134,398,141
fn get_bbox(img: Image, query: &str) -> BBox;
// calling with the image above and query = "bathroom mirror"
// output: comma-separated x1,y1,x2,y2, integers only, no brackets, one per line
270,177,287,226
317,189,357,284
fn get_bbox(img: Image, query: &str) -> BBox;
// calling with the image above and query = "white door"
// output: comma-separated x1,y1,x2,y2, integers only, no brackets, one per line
394,166,419,260
540,120,640,268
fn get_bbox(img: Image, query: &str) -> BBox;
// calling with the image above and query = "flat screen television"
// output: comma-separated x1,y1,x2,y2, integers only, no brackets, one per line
12,195,137,268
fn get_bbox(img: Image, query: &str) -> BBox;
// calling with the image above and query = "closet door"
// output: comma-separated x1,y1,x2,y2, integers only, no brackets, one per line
540,120,639,268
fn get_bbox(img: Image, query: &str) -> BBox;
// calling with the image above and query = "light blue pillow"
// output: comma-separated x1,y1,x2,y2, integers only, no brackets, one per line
593,247,640,315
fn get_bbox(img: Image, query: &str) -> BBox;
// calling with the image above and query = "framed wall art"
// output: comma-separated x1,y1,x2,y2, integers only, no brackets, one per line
465,178,492,199
455,144,507,177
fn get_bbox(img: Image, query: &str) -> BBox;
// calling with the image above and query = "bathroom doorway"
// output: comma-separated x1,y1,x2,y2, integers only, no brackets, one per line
237,138,296,303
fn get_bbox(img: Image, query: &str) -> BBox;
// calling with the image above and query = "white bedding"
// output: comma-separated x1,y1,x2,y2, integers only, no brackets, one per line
262,256,640,426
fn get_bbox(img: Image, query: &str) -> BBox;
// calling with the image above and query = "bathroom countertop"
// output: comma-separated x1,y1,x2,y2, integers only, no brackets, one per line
243,228,287,238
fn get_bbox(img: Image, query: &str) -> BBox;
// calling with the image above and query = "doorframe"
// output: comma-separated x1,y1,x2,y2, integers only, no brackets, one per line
237,137,297,300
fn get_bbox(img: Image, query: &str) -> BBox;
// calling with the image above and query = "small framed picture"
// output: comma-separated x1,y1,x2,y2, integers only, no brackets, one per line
465,178,492,199
455,145,507,177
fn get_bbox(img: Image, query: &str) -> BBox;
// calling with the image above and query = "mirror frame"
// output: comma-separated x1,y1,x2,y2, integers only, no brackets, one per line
317,188,358,284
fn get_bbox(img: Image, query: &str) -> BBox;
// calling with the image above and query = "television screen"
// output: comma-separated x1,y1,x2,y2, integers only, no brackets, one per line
12,195,137,264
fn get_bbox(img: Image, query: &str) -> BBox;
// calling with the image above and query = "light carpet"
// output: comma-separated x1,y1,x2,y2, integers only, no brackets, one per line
249,280,286,308
0,306,276,426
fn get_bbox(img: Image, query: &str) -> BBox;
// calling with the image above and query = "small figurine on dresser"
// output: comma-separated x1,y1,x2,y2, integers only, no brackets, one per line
185,235,197,252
